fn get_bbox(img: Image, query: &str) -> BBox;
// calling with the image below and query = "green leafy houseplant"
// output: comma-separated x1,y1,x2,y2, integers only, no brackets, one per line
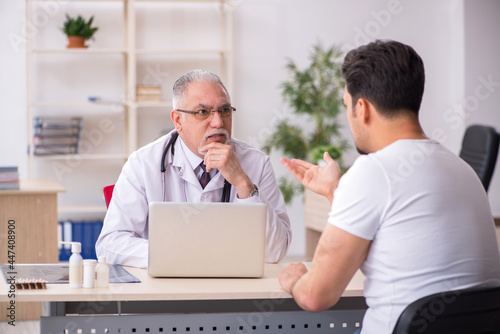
61,14,98,48
263,43,349,203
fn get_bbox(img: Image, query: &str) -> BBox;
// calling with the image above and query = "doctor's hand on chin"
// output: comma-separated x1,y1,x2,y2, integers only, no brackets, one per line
199,141,255,199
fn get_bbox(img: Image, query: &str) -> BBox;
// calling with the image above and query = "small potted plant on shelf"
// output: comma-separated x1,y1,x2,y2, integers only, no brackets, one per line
262,43,349,203
61,14,98,49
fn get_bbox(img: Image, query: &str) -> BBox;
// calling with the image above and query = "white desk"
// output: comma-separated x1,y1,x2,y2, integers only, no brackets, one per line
1,263,367,333
1,263,364,302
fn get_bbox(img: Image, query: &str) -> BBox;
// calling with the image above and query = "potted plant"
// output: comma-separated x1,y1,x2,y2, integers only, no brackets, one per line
61,14,99,49
262,43,349,203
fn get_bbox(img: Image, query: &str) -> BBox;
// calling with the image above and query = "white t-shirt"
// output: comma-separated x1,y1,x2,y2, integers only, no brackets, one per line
328,139,500,334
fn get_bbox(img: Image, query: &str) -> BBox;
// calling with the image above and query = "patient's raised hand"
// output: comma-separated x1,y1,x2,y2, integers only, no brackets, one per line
280,152,341,203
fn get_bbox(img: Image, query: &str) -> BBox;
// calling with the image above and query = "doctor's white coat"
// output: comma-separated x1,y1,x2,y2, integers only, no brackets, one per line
96,130,292,268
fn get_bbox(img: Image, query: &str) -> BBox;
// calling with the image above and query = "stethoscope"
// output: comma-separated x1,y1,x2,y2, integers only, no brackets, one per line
160,131,231,202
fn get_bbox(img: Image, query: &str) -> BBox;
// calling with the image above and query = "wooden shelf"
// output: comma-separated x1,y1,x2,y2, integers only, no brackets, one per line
136,101,172,108
0,179,64,321
59,205,107,214
136,0,226,3
135,49,226,55
0,179,66,195
32,101,126,107
33,153,128,160
33,0,125,2
33,49,127,55
32,0,225,3
26,0,233,220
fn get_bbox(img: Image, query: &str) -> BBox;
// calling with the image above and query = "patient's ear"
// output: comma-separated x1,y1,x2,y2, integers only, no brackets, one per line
357,98,372,125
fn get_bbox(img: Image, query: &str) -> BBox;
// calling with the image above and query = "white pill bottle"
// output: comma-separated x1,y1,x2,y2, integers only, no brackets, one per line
95,256,110,288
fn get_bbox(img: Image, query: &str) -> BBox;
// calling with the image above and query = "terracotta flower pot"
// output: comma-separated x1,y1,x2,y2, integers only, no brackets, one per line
67,36,88,49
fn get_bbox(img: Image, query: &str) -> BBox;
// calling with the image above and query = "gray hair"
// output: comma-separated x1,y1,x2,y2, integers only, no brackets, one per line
172,69,229,109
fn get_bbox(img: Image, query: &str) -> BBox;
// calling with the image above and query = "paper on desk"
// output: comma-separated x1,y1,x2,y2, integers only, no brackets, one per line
1,263,140,284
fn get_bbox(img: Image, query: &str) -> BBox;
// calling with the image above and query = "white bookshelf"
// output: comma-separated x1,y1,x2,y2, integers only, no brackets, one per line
32,101,125,106
134,49,226,55
58,205,108,214
26,0,233,217
33,153,128,160
32,49,128,54
136,101,172,107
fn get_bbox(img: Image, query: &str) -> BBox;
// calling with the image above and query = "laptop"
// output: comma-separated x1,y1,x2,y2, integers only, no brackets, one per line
148,202,267,278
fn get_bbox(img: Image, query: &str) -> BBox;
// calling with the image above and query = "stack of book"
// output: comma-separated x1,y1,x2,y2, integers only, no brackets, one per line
33,117,82,155
136,84,162,102
0,166,19,190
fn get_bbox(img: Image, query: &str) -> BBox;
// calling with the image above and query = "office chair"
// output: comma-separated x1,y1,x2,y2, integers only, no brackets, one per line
103,184,115,208
392,285,500,334
459,124,500,192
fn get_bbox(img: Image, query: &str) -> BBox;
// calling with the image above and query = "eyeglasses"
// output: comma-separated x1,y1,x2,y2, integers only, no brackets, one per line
176,106,236,120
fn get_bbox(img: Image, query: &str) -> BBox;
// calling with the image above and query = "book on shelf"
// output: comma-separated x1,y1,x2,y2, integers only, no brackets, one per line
34,145,80,155
136,95,162,102
0,166,19,189
136,84,162,102
34,134,81,146
88,96,123,104
33,117,82,155
136,84,161,94
34,116,82,130
0,166,19,179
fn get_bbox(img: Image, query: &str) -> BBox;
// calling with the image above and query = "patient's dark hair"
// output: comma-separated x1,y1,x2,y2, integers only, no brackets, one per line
341,40,425,117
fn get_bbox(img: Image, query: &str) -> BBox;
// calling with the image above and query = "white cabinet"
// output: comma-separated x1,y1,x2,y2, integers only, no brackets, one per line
26,0,233,220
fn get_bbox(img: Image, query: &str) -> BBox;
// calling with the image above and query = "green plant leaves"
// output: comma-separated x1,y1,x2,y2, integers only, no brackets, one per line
263,43,349,203
262,121,308,161
278,176,304,204
310,145,342,163
62,14,99,40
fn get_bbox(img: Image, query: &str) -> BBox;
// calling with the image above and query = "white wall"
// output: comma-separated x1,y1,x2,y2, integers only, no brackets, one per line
464,0,500,216
1,0,498,258
232,0,468,256
0,2,27,177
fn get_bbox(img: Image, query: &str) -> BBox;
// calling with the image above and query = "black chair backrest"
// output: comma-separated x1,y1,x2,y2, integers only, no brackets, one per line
459,125,500,191
392,285,500,334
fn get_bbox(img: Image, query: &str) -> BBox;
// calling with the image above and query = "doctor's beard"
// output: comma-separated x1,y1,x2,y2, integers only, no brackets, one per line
198,128,230,156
